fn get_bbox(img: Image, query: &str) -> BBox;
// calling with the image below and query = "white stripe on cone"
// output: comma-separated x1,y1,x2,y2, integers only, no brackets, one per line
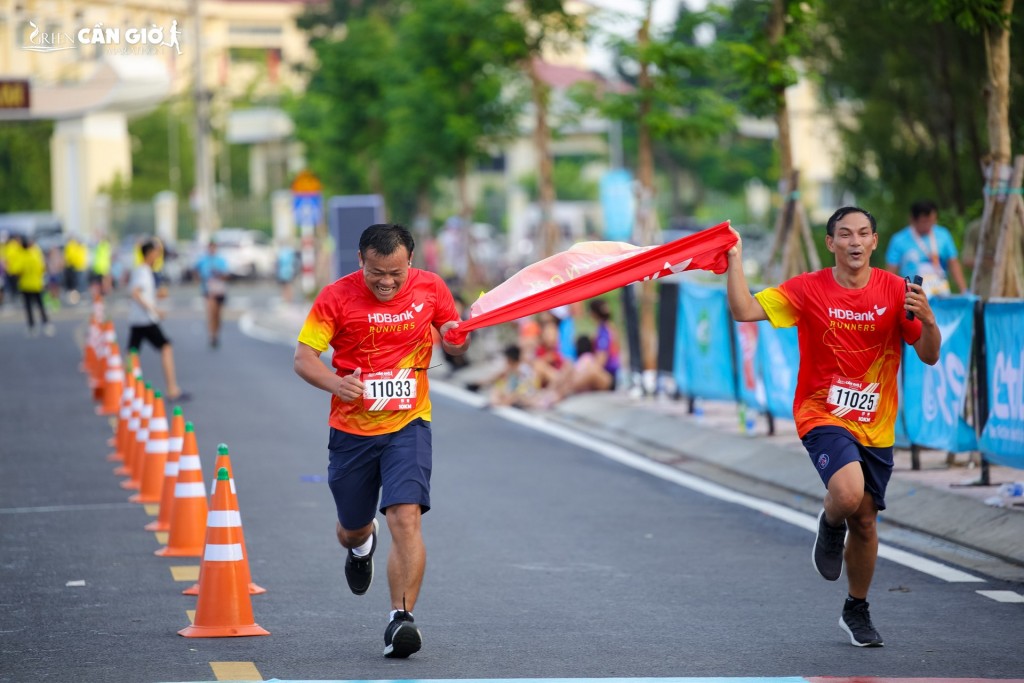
174,482,206,498
204,543,243,562
206,510,242,527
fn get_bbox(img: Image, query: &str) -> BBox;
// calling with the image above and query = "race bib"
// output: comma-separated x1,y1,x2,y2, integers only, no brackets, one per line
827,376,879,423
917,265,950,297
208,277,227,296
363,369,417,411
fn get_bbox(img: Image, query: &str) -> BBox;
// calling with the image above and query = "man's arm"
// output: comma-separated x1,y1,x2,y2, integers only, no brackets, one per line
293,341,364,402
904,283,940,365
725,228,768,322
947,257,967,293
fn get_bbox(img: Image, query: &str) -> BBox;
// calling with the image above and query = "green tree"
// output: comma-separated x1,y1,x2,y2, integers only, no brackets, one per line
574,1,736,371
0,121,54,211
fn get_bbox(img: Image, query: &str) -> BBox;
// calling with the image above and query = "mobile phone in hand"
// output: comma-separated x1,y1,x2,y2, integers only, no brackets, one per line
905,275,924,320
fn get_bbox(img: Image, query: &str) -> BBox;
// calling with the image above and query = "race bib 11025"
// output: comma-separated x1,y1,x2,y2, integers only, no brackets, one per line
827,375,879,423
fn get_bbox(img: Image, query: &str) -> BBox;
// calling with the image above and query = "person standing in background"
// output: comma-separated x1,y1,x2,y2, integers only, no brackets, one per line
91,233,113,296
63,236,88,305
10,235,54,337
885,199,967,295
276,241,297,304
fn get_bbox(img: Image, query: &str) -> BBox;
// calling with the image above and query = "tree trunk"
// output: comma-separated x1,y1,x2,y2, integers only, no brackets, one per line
636,3,659,375
456,159,481,288
528,58,560,259
971,0,1014,297
765,0,803,282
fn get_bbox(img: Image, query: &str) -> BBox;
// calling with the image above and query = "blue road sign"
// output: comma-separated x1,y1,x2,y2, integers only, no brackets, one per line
293,192,323,227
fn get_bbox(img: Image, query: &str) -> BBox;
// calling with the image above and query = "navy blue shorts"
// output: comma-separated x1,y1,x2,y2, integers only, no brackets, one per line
801,425,894,511
327,418,432,530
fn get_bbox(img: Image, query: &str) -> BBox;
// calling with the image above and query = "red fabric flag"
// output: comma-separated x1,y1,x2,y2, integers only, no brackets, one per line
443,220,736,344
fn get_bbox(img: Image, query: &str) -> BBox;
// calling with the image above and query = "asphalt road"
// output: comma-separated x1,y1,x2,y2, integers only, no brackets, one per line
1,286,1022,682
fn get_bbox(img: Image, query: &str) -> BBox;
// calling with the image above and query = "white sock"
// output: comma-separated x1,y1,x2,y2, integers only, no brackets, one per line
389,609,413,622
351,535,373,557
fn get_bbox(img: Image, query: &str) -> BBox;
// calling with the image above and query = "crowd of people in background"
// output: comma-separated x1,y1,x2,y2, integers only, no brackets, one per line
0,231,114,336
484,298,621,409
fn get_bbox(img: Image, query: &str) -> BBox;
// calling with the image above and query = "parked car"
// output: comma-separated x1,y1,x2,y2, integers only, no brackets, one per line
209,228,276,279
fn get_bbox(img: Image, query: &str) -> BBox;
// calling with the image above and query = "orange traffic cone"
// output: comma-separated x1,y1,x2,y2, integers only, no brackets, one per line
91,322,114,403
183,444,265,596
178,467,270,638
97,340,124,416
82,309,100,376
129,391,168,504
107,368,135,462
145,405,184,531
156,422,208,557
114,376,144,475
121,384,153,490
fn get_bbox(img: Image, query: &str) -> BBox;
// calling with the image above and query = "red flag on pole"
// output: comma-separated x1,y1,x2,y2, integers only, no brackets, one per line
443,221,736,344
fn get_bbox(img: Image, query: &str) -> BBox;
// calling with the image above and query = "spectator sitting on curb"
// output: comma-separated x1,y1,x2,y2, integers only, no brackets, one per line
486,343,542,408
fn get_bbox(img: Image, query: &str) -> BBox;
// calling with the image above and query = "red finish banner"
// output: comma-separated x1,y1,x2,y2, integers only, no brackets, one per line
443,220,736,344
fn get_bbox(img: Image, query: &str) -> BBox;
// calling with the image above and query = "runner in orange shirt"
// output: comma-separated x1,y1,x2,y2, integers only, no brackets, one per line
294,223,469,658
725,207,939,647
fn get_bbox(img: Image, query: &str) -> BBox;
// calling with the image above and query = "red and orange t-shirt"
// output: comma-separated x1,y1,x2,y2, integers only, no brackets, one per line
755,268,922,447
297,268,460,436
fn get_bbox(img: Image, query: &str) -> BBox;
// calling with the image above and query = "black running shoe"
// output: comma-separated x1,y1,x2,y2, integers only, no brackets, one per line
344,518,377,595
812,509,846,581
840,601,884,647
384,610,422,658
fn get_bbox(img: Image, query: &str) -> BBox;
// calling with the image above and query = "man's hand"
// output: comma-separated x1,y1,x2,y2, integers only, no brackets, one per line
727,226,743,263
334,367,365,403
440,320,470,355
904,282,935,326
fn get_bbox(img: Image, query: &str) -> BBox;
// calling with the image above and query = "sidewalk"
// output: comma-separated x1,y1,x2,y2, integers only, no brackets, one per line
250,302,1024,582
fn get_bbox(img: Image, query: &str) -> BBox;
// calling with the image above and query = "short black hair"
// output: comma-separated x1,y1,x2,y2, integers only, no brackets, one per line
503,344,521,362
359,223,415,259
588,298,612,321
575,334,593,356
140,239,158,257
825,206,877,237
910,199,938,219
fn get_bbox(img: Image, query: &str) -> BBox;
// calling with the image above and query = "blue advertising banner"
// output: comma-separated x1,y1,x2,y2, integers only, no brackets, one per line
675,284,735,400
902,296,977,452
979,301,1024,467
757,323,799,419
733,320,767,411
599,169,635,242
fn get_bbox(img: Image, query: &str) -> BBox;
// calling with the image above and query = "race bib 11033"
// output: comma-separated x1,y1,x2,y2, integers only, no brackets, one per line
363,369,417,411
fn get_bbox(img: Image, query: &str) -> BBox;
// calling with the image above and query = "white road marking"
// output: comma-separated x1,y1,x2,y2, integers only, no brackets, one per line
976,590,1024,603
431,382,986,584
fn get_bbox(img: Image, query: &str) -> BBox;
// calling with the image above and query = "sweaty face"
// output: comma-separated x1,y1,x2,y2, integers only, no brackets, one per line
827,213,877,272
361,247,411,303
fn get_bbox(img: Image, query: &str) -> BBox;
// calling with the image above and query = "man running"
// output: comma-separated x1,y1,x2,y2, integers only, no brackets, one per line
293,223,469,658
724,207,939,647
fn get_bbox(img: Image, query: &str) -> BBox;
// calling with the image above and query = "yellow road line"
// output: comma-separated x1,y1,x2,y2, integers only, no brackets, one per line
154,531,168,544
210,661,262,681
169,565,200,581
186,609,195,624
143,504,159,516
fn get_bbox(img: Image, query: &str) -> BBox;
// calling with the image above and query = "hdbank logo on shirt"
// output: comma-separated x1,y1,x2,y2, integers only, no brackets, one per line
366,303,424,325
